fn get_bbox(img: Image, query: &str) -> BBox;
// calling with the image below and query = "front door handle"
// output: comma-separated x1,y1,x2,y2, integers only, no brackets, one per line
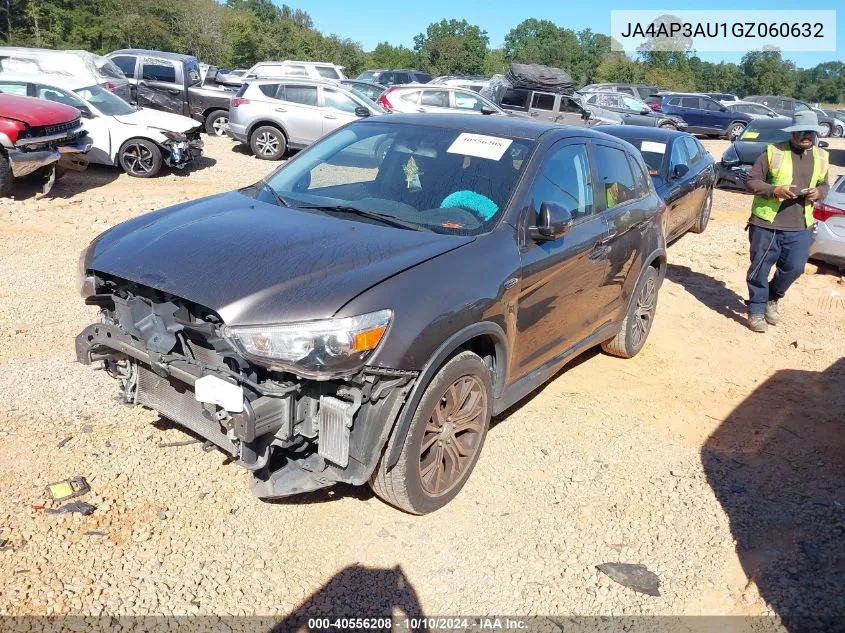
274,107,287,112
324,114,336,119
417,107,426,113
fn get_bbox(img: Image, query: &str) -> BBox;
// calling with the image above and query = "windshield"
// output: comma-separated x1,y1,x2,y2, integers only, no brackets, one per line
265,121,536,235
740,124,791,143
356,71,379,82
75,85,135,115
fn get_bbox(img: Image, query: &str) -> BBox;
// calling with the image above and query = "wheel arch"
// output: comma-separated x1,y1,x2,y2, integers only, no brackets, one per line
246,119,289,142
202,106,229,119
382,321,509,470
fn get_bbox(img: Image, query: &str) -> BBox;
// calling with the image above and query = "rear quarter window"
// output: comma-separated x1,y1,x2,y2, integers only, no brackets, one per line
259,84,280,98
501,89,530,111
316,66,340,79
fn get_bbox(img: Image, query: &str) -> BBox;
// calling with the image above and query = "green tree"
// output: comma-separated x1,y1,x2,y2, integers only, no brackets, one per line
369,42,417,69
413,19,489,75
739,49,797,97
483,48,507,75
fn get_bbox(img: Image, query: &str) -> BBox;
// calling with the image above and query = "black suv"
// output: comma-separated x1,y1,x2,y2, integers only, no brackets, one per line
76,114,667,514
355,69,432,86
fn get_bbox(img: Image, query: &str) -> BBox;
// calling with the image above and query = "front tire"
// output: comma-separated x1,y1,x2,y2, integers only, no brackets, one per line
0,153,13,197
831,123,843,138
370,351,493,514
118,138,162,177
249,125,287,160
658,122,676,129
204,110,229,136
818,122,831,138
690,190,712,234
602,266,660,359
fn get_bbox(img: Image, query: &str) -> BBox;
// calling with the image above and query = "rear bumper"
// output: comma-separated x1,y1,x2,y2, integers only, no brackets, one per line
226,122,248,143
715,162,751,191
810,221,845,266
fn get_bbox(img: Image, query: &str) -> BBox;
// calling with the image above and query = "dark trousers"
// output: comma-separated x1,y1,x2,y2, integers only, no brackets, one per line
746,224,813,315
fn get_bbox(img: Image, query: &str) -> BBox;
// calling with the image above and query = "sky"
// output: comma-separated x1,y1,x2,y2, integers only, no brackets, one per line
280,0,842,68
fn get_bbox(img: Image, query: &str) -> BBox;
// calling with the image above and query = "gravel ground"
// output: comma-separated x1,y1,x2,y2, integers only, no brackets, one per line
0,135,843,626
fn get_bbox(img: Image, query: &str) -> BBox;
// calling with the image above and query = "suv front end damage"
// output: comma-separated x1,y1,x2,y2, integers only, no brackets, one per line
75,276,416,498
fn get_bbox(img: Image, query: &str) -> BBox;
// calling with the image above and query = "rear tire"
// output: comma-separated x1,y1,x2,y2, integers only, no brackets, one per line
249,125,286,160
726,122,745,141
0,153,12,197
831,123,843,138
370,351,492,514
204,110,229,136
690,190,712,234
818,122,831,138
602,266,660,359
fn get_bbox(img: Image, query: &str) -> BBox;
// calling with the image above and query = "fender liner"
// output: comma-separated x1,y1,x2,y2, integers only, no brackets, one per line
383,321,508,470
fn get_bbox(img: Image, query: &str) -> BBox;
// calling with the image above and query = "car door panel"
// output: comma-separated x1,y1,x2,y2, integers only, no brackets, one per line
664,138,694,240
320,88,359,135
137,57,185,115
515,140,610,376
275,84,322,146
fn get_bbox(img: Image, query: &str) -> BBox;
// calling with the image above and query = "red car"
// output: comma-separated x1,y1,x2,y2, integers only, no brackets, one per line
0,93,91,196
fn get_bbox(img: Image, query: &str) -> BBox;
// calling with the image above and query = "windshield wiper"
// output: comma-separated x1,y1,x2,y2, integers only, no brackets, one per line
294,204,430,232
257,180,296,208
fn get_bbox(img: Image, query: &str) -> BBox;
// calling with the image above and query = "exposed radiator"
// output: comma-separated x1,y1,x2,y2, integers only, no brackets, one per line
136,365,237,455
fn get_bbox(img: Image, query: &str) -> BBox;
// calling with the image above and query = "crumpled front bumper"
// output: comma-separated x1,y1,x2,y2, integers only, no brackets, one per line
165,137,204,169
715,162,751,192
8,138,92,178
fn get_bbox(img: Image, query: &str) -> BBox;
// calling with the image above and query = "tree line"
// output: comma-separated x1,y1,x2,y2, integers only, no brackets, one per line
2,0,843,104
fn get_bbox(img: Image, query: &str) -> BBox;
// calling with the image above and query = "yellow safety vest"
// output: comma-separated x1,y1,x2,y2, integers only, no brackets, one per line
750,143,829,228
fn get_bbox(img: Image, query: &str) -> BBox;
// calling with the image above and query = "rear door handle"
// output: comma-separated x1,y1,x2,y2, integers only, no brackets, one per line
274,107,287,112
324,114,336,119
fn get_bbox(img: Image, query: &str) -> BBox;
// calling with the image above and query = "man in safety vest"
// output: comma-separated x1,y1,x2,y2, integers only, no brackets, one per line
745,110,830,333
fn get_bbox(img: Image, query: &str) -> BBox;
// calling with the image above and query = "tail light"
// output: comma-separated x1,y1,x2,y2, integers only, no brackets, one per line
648,103,661,110
377,87,397,110
0,117,29,144
232,97,250,107
103,82,118,92
813,201,845,222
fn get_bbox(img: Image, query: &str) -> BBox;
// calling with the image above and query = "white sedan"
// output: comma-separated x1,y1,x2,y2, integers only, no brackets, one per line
0,73,203,177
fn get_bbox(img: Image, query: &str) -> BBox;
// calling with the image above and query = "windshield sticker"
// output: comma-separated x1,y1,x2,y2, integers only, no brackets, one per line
640,141,666,154
447,133,513,161
743,131,760,139
403,156,422,191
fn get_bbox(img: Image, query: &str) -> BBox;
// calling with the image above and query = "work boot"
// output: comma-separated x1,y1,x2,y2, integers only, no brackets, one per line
765,300,781,325
748,313,768,333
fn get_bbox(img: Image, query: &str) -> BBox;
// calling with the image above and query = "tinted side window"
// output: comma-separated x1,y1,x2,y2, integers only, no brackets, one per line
558,96,582,114
0,81,28,96
420,90,449,107
669,138,690,168
680,97,699,108
258,84,280,98
668,97,681,106
794,102,810,112
701,98,722,111
593,145,638,208
530,144,593,219
531,92,555,111
501,89,529,111
395,72,412,84
618,87,635,96
414,73,432,83
379,72,395,85
142,60,177,83
111,55,137,78
682,137,701,163
626,153,652,197
323,89,357,113
316,66,340,79
282,85,318,106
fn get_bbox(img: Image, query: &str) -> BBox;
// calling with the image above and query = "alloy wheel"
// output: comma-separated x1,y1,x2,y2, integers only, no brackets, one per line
632,275,657,349
701,193,712,226
255,132,280,156
418,375,487,497
212,116,228,136
121,143,155,175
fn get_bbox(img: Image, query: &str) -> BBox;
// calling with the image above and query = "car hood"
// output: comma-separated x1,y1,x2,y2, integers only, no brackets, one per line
88,191,475,325
733,141,767,165
112,108,199,132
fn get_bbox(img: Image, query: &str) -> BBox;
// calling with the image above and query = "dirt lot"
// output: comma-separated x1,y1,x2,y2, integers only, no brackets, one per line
0,134,843,626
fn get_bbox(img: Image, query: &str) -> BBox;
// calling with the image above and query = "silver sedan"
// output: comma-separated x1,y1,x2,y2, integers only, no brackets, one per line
811,174,845,268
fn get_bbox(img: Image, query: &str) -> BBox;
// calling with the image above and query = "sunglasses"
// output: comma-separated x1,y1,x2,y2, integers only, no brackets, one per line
794,130,816,136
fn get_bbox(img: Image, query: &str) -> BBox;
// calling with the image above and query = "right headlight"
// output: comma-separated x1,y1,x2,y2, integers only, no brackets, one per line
76,242,96,298
223,309,393,379
721,144,740,166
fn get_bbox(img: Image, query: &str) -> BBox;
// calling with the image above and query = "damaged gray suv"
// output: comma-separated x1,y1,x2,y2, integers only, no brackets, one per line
76,114,666,514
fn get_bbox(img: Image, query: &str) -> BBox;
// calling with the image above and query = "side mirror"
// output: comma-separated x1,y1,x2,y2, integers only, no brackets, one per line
78,106,94,119
671,163,690,179
818,140,829,149
720,106,727,112
640,107,651,114
354,106,371,118
529,201,573,241
480,105,497,115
